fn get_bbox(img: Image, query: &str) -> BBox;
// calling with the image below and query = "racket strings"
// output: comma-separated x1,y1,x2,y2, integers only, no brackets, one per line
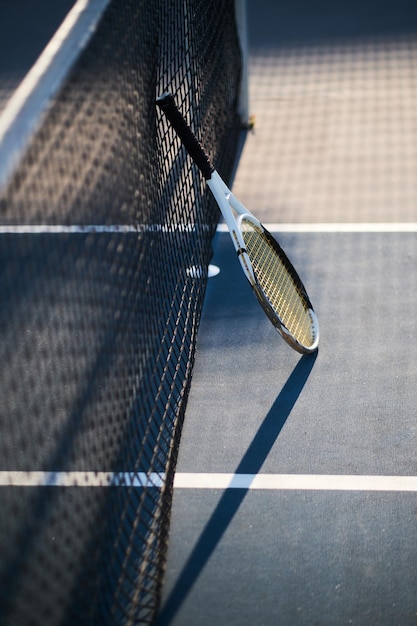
241,221,315,348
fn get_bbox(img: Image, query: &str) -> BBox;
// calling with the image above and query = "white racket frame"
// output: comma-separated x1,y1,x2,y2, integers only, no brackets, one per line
207,170,319,354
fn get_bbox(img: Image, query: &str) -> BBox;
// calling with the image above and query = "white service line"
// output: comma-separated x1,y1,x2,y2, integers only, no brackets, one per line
277,223,417,232
0,224,210,234
217,223,417,233
218,222,417,233
2,223,417,235
0,471,164,488
1,471,417,492
173,473,417,491
0,225,138,234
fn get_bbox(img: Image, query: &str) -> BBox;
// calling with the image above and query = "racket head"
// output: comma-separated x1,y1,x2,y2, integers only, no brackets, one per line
238,214,319,354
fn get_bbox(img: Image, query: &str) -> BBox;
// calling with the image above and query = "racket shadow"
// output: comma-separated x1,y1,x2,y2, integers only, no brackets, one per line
158,351,318,625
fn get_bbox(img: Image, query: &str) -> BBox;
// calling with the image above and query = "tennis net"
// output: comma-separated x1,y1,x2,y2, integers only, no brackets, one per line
0,1,245,623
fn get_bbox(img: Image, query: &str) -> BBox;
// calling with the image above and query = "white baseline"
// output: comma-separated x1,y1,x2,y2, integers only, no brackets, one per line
217,222,417,233
1,471,417,492
2,223,417,235
174,473,417,491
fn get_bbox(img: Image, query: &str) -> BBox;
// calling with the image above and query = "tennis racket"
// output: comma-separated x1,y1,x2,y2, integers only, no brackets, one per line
156,92,319,354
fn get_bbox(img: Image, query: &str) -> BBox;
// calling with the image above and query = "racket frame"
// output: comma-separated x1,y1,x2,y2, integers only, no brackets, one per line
208,172,319,354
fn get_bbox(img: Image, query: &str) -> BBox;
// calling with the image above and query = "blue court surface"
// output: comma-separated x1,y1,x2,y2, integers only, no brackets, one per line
1,0,417,624
157,228,417,626
158,0,417,623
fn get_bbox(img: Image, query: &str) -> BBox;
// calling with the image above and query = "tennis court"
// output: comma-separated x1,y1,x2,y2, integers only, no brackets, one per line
158,1,417,624
1,1,417,625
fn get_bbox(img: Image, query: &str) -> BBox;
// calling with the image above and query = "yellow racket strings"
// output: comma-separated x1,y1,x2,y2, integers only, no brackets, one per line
241,222,315,347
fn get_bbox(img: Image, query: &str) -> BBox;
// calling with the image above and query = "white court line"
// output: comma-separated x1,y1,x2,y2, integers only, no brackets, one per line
217,223,417,233
0,225,138,234
0,0,111,191
174,473,417,491
0,224,210,234
2,223,417,235
1,471,417,492
0,471,164,488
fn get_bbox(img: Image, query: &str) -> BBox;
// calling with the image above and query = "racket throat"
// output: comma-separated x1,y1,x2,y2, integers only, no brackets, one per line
232,234,255,282
207,174,256,283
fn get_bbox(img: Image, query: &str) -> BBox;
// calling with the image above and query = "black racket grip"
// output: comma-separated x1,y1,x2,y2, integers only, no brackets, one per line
156,92,215,180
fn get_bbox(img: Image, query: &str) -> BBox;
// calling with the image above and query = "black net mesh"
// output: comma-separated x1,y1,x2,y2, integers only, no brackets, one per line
0,1,242,624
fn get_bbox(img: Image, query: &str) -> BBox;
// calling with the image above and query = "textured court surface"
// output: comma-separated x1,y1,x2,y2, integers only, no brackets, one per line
158,1,417,624
158,230,417,626
1,1,417,624
234,1,417,224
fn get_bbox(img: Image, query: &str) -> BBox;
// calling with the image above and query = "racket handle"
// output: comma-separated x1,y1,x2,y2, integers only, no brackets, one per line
156,92,215,180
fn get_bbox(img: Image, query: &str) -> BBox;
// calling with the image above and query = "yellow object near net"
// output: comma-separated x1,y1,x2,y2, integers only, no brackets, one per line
241,219,315,349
